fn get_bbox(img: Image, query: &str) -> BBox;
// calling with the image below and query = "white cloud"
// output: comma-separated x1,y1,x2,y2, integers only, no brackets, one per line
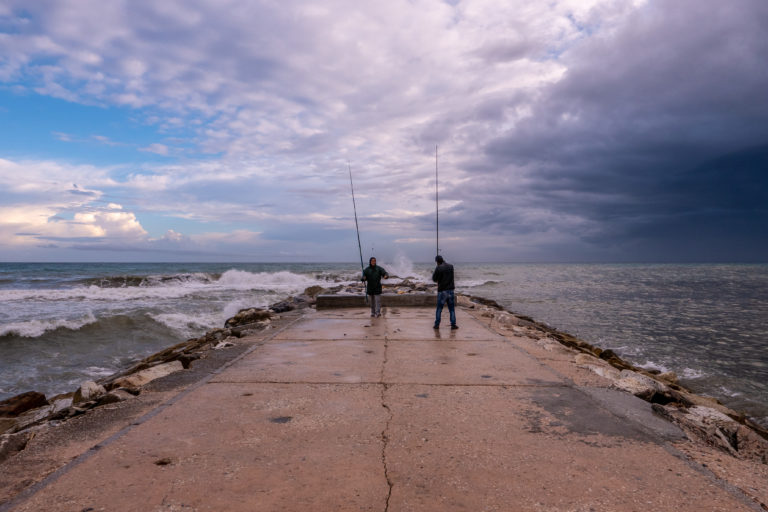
72,210,147,238
140,143,170,155
0,204,146,246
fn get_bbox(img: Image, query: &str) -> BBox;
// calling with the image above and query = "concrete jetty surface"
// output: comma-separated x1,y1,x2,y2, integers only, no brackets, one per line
2,306,762,511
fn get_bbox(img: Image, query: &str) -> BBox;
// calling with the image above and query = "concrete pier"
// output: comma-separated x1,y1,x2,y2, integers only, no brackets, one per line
2,306,761,511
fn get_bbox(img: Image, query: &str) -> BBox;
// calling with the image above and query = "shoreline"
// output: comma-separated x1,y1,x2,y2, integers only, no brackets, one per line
2,282,767,507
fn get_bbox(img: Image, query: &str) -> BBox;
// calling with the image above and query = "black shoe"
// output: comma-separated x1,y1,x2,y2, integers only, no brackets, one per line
451,324,459,330
433,325,439,329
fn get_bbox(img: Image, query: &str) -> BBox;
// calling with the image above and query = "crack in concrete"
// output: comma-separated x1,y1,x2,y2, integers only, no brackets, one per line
380,335,393,511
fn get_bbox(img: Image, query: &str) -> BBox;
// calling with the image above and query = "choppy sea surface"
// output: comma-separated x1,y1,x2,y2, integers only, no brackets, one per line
1,261,766,427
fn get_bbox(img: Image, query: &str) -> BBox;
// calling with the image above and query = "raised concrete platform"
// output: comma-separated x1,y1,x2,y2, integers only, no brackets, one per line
2,307,761,512
316,293,435,309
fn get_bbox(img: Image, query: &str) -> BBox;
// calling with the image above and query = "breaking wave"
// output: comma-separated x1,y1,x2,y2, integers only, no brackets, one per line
0,269,331,303
77,273,218,288
0,312,98,338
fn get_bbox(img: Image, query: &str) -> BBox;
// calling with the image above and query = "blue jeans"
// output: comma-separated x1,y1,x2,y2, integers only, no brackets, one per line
435,290,456,327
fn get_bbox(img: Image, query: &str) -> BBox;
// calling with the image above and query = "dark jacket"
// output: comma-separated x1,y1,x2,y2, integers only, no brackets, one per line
362,265,388,295
432,262,455,292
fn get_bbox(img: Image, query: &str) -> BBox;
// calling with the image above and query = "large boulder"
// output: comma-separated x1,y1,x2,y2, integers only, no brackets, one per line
225,308,272,328
51,397,73,415
73,381,107,405
97,388,137,405
269,300,294,313
302,285,326,299
112,361,184,389
653,404,768,463
6,404,55,433
0,431,34,463
204,328,233,342
0,391,48,417
493,312,520,329
456,295,476,308
612,369,670,401
669,389,739,418
0,418,16,434
574,354,622,380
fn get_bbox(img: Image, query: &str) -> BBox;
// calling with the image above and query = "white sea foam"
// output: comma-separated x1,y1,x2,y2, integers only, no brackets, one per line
220,298,271,320
459,279,494,288
215,269,320,291
149,312,222,338
717,386,743,398
0,284,203,302
681,367,706,379
83,366,116,378
0,312,98,338
386,253,418,280
609,344,641,357
150,295,275,338
638,360,672,374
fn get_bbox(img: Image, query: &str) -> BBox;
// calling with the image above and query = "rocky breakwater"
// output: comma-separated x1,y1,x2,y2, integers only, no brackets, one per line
458,293,768,467
0,293,313,464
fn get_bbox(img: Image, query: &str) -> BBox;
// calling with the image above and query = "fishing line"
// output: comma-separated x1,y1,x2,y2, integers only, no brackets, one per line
435,144,439,257
347,162,367,302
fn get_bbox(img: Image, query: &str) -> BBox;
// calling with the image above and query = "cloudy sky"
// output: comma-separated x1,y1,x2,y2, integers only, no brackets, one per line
1,0,766,263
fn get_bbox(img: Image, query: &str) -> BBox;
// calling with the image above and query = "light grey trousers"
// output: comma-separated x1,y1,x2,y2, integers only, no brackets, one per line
369,294,381,316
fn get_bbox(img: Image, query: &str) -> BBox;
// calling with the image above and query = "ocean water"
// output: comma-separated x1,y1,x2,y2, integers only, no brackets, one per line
1,261,766,428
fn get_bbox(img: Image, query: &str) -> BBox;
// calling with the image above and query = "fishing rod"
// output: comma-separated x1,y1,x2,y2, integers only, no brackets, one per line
347,162,367,301
435,145,439,257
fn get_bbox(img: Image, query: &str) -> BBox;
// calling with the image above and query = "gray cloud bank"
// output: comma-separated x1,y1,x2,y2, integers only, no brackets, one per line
447,0,768,261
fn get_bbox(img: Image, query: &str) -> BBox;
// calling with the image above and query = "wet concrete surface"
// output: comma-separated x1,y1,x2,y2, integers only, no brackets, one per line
2,307,761,511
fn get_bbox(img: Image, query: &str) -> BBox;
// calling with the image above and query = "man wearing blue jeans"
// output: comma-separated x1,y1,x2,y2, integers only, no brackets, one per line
432,255,458,330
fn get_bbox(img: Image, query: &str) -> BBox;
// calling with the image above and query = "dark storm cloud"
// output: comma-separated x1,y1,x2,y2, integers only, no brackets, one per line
448,0,768,261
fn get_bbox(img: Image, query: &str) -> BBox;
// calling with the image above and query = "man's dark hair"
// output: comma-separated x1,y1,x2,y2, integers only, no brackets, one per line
435,255,444,264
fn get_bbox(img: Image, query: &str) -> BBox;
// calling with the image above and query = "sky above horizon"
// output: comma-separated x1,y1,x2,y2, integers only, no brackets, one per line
1,0,766,263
